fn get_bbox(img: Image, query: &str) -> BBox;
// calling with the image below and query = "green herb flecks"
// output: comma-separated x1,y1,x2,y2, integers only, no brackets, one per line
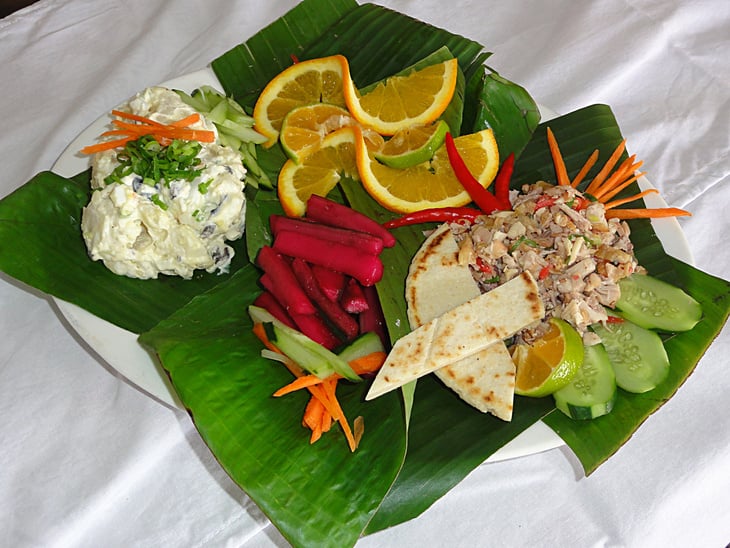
104,135,204,187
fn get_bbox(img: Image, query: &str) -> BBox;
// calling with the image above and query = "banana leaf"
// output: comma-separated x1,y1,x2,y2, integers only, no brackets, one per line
138,265,407,548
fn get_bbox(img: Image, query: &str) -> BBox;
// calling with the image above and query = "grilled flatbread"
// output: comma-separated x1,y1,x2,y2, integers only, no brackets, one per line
365,224,544,419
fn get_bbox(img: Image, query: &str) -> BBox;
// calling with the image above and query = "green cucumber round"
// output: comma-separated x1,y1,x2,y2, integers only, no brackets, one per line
592,314,669,393
554,343,617,420
616,273,702,332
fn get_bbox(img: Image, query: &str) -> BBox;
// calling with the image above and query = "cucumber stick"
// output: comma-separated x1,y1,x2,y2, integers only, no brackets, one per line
337,331,385,363
616,273,702,332
553,343,617,420
592,313,669,393
248,306,360,381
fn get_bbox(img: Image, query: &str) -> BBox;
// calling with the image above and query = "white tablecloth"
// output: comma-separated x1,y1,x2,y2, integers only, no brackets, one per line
1,1,729,546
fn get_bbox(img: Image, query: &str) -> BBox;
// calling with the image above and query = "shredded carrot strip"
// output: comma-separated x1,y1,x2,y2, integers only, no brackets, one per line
606,207,691,219
591,156,643,200
111,109,166,127
303,396,325,443
584,139,626,196
546,128,571,186
321,378,357,452
603,189,659,210
274,374,327,397
80,110,213,154
595,172,646,203
570,149,599,188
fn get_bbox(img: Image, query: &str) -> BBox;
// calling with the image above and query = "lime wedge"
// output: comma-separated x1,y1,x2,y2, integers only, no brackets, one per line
374,120,449,169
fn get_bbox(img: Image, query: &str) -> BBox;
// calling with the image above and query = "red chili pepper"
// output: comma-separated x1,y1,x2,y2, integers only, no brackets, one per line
606,315,624,324
290,54,300,64
444,133,508,214
382,206,483,228
571,196,590,211
494,152,514,210
535,196,557,210
538,265,551,280
476,257,493,274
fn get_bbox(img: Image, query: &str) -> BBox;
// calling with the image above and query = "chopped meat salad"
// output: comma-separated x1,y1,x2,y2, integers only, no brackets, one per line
451,181,644,345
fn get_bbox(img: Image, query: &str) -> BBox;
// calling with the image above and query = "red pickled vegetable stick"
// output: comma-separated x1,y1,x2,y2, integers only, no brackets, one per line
340,278,369,314
383,206,483,228
605,207,691,219
252,290,297,328
493,152,515,208
444,132,507,213
288,309,342,350
273,230,384,286
290,258,360,341
270,214,385,256
570,149,599,188
256,246,316,315
359,284,389,350
305,194,396,248
311,264,346,302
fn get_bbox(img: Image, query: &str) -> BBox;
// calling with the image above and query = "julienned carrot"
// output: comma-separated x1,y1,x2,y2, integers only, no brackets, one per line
253,321,362,451
605,207,691,219
273,350,387,396
546,128,570,187
570,149,599,188
603,188,659,210
584,139,627,196
80,110,214,154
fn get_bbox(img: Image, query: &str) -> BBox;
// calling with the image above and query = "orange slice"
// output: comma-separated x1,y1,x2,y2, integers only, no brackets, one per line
277,126,361,217
343,58,458,136
280,103,384,163
355,128,499,213
253,55,350,147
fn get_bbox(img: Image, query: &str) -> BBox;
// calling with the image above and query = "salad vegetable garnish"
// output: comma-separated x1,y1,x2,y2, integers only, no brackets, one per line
80,110,215,154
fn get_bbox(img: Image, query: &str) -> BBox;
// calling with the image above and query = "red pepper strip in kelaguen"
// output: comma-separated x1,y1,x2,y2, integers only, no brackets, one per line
383,206,483,228
444,133,507,213
493,152,514,209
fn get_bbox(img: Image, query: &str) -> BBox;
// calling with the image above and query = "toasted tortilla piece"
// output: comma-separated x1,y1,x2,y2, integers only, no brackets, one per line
366,266,543,401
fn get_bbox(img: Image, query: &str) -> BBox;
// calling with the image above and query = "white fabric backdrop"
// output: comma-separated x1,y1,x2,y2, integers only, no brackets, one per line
1,1,728,546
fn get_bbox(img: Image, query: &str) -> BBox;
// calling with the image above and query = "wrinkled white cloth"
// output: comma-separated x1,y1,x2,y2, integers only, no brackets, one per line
1,1,728,546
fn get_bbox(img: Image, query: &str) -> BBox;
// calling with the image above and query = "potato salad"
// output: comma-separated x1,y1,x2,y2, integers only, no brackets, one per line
81,86,247,279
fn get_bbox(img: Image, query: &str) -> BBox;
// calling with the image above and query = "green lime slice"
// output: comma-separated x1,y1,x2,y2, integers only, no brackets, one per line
374,120,449,169
514,318,584,398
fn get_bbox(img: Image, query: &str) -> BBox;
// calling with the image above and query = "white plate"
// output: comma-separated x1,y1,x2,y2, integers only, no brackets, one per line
51,69,694,461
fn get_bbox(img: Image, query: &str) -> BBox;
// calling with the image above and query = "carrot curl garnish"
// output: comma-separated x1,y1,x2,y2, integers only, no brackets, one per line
80,110,214,154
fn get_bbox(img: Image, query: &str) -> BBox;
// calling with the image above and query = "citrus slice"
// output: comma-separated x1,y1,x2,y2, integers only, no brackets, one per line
513,318,584,398
343,58,458,135
355,128,499,213
253,55,349,147
277,126,361,217
374,120,450,169
280,103,385,163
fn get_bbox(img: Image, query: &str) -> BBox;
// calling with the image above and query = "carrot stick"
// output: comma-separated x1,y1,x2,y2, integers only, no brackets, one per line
584,139,627,196
570,149,599,188
79,137,136,154
603,189,659,210
170,113,202,127
303,396,325,443
111,109,166,126
274,374,328,397
273,351,386,397
590,155,642,200
595,171,646,203
321,378,357,451
546,128,570,186
605,207,691,219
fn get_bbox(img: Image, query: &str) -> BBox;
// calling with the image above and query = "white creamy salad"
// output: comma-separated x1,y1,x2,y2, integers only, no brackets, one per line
81,86,247,279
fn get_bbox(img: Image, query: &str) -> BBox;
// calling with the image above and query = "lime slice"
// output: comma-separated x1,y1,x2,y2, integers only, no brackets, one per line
513,318,584,398
374,120,449,169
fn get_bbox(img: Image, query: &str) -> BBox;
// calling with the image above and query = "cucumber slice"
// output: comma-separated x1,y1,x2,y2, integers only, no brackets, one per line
616,273,702,332
248,306,360,381
553,343,617,420
591,313,670,393
337,331,385,363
